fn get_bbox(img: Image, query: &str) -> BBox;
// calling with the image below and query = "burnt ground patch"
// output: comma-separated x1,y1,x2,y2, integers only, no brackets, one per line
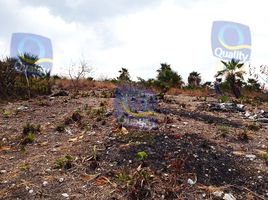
160,108,243,128
103,131,267,198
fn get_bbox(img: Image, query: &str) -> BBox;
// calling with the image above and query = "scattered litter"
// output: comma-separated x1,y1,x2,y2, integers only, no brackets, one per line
62,193,69,198
17,106,28,111
212,191,224,197
208,103,245,112
223,193,236,200
105,111,113,117
244,110,268,123
187,178,196,185
245,154,256,160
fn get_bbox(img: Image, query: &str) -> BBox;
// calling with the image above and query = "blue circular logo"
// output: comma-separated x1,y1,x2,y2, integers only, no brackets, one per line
114,84,158,130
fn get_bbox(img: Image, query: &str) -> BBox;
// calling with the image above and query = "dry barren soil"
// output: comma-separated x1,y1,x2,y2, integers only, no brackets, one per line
0,90,267,200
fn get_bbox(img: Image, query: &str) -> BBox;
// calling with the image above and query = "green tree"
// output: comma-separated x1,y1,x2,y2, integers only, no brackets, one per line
188,71,201,87
117,67,131,82
216,59,245,98
137,77,155,88
246,78,261,92
155,63,183,92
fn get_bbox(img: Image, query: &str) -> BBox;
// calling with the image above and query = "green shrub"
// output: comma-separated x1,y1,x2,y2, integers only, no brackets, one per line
23,123,40,135
247,123,260,131
218,95,229,103
21,133,35,145
2,110,11,118
19,163,30,171
117,171,132,185
136,151,148,161
0,57,52,100
218,125,230,137
262,152,268,165
55,124,66,132
55,155,73,169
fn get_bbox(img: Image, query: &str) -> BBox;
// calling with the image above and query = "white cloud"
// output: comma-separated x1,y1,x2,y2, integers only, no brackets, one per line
0,0,268,83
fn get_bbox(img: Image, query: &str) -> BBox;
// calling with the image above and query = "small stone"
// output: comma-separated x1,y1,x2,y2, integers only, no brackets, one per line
29,189,34,194
62,193,69,198
59,178,64,183
258,176,262,179
42,181,48,187
45,168,51,172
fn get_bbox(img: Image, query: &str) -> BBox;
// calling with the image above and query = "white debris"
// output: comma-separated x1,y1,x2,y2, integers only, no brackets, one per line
245,111,251,117
0,170,7,174
17,106,28,111
42,181,48,187
29,189,34,194
187,177,197,185
212,191,224,197
62,193,69,198
59,178,64,183
245,154,256,160
223,193,236,200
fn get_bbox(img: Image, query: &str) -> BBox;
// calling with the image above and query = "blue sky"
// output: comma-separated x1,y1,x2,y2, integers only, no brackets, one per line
0,0,268,83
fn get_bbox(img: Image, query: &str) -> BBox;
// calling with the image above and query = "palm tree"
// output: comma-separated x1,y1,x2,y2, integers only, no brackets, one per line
16,53,42,98
216,59,245,98
188,71,201,87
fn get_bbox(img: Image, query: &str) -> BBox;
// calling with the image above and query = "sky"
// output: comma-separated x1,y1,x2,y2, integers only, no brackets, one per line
0,0,268,83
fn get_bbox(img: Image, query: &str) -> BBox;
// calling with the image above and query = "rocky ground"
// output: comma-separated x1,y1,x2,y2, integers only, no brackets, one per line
0,89,267,200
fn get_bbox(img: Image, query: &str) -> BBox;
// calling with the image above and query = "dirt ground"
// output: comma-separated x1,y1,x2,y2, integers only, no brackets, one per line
0,90,267,200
